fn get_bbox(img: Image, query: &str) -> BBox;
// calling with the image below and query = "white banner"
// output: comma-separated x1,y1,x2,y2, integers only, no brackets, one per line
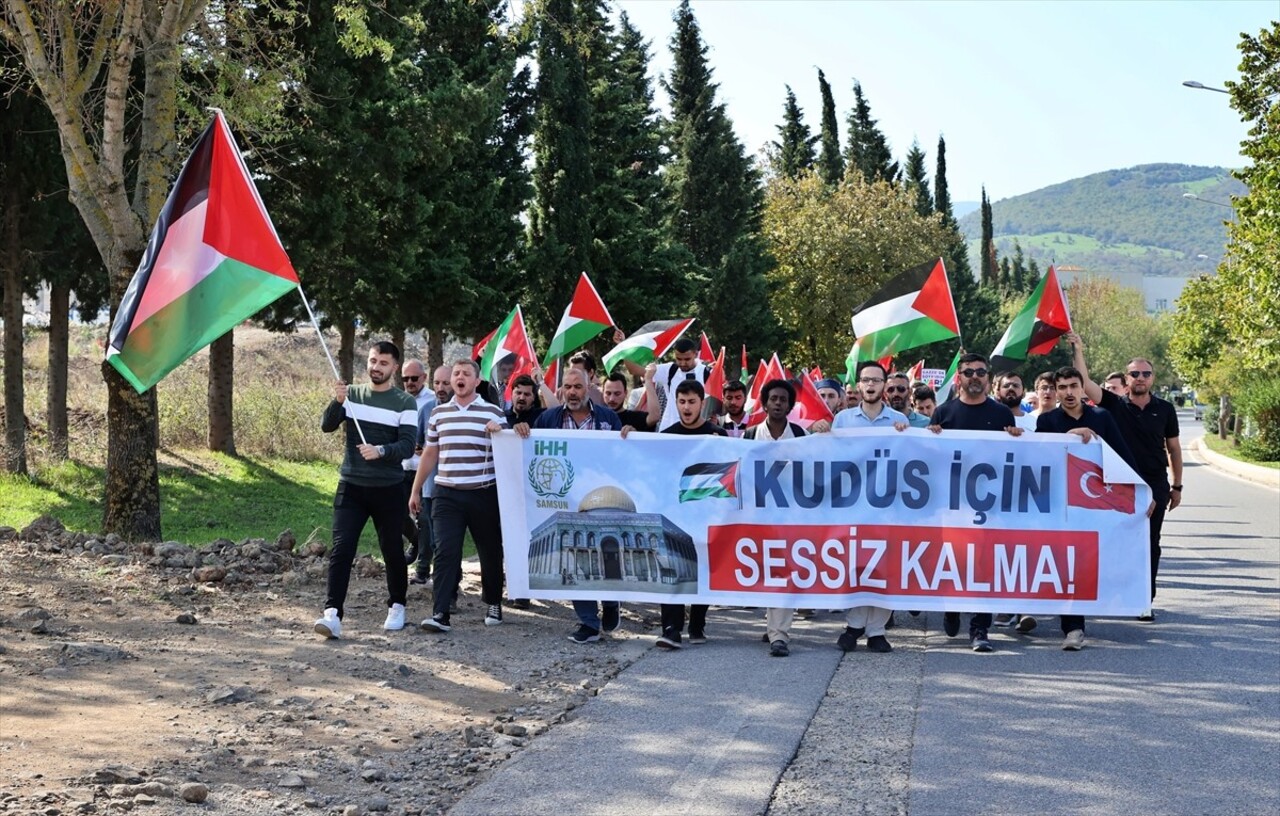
494,429,1152,615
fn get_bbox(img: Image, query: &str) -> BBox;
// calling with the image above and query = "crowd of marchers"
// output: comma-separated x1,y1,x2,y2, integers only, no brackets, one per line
312,330,1181,658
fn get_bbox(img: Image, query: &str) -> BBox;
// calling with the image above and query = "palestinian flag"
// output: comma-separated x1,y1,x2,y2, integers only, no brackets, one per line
478,305,537,403
602,318,694,373
846,258,960,376
543,272,614,365
678,462,740,503
740,345,749,379
698,332,715,364
936,349,962,403
106,112,298,393
989,264,1073,371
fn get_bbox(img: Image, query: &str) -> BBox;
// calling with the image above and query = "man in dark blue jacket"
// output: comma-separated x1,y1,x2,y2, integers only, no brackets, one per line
514,368,636,644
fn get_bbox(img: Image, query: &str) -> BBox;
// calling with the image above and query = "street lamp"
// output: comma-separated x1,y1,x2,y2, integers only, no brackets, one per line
1182,80,1231,95
1182,192,1234,209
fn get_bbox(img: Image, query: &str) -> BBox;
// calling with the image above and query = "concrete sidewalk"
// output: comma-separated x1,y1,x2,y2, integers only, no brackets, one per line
449,608,846,816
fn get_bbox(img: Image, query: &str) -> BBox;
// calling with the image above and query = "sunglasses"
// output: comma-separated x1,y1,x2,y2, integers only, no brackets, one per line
885,385,907,393
402,375,423,383
1127,370,1153,378
960,367,989,378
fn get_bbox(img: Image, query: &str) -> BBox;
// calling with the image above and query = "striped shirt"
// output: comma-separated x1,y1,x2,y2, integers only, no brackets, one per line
320,384,418,487
425,395,508,489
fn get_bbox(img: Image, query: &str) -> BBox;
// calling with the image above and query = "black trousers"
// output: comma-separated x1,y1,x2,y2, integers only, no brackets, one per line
325,480,408,617
660,604,708,635
1061,615,1084,634
401,472,419,544
413,495,435,580
1148,480,1170,600
431,485,504,615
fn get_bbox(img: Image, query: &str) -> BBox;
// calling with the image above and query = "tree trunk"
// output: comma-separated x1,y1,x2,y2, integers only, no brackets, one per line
391,327,406,387
1219,395,1232,441
338,319,356,383
426,327,445,372
103,362,161,540
1,190,25,475
47,282,70,459
208,330,236,455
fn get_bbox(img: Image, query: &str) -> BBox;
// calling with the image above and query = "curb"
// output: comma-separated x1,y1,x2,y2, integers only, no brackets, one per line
1190,436,1280,490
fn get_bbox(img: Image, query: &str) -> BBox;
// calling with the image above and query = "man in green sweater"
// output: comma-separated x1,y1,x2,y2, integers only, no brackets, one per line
314,341,419,639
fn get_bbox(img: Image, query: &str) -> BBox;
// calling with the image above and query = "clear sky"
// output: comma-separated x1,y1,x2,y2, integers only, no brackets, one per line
611,0,1276,204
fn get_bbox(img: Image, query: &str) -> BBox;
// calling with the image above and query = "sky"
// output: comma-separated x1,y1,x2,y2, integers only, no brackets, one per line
608,0,1276,204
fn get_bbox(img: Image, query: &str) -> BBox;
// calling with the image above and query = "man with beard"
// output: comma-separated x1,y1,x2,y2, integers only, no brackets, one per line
1067,334,1181,621
411,359,508,633
515,368,634,643
911,385,937,419
885,372,929,428
603,372,658,432
744,379,808,656
399,359,433,565
506,375,546,427
410,366,454,586
721,380,750,436
831,361,908,654
815,377,846,419
620,335,710,432
927,353,1022,652
844,380,861,409
315,341,419,639
996,371,1038,432
1036,366,1142,650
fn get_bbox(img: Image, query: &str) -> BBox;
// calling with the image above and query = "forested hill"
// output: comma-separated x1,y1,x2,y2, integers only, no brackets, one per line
958,164,1246,278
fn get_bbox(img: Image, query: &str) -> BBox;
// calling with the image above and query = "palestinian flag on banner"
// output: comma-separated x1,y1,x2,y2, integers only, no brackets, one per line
106,112,298,393
936,349,962,403
989,264,1073,371
543,272,614,365
845,257,960,378
602,318,694,373
678,462,740,503
478,305,537,402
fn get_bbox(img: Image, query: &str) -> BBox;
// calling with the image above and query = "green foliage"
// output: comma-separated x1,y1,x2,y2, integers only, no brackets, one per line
816,69,843,185
767,85,817,180
903,141,932,217
933,136,953,221
843,81,897,183
1234,377,1280,461
1069,275,1173,384
957,164,1245,277
762,172,952,371
1169,274,1231,390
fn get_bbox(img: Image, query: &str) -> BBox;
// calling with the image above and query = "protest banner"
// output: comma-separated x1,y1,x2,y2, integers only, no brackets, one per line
493,429,1152,615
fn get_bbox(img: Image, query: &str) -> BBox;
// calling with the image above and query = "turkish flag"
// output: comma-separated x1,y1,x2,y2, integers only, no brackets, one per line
1067,453,1135,513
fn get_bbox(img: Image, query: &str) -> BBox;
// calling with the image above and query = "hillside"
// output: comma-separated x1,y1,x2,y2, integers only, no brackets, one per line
958,163,1245,279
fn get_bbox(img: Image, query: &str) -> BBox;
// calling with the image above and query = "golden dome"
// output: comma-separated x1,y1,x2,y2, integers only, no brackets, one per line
578,485,637,513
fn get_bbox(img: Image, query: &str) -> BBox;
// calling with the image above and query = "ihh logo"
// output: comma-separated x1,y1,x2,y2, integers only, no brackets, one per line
534,440,568,457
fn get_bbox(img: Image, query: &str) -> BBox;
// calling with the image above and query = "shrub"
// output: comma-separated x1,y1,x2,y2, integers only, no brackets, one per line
1234,378,1280,462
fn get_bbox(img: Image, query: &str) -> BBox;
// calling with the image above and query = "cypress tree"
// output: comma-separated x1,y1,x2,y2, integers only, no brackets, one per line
933,135,953,220
526,0,595,334
816,68,843,184
843,81,897,183
979,187,996,285
770,85,818,179
1026,256,1042,294
1010,240,1027,293
903,140,933,217
663,0,782,353
999,256,1013,292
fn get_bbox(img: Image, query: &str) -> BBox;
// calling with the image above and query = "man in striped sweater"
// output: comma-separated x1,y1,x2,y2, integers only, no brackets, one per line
411,358,509,632
314,341,420,639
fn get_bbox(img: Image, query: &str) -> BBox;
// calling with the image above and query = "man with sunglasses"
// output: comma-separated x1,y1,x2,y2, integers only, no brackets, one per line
400,360,433,565
1066,333,1181,622
886,372,929,428
927,352,1023,652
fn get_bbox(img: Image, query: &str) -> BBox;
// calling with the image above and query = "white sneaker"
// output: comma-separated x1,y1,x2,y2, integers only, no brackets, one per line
1062,630,1086,651
384,603,406,631
314,608,341,639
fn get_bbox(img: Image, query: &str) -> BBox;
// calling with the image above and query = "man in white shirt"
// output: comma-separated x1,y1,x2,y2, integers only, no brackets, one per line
624,338,708,431
995,371,1038,432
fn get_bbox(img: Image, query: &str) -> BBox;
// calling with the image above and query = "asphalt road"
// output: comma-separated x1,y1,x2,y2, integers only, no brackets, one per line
450,417,1280,816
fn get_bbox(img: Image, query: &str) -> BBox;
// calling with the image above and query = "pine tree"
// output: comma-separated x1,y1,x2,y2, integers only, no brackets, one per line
769,85,818,179
816,68,843,184
903,140,932,217
999,256,1012,291
843,81,897,183
663,0,782,353
933,135,953,221
577,4,690,340
526,0,595,334
1010,240,1027,292
979,187,997,285
1026,256,1042,294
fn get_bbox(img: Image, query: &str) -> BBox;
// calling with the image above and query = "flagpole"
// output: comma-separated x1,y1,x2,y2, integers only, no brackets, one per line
296,284,368,444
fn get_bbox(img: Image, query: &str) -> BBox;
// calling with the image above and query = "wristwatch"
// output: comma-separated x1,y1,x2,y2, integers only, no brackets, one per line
377,445,387,458
1171,484,1183,492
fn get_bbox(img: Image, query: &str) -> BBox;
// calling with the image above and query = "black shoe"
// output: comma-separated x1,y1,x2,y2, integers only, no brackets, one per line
884,612,896,630
508,598,531,610
1016,614,1037,634
568,625,600,644
601,605,621,633
769,639,790,657
761,632,770,643
1137,608,1155,622
420,613,451,633
404,545,418,566
687,629,707,644
943,612,961,637
837,626,864,652
656,628,683,649
908,610,921,617
410,572,430,586
970,628,993,652
865,634,893,653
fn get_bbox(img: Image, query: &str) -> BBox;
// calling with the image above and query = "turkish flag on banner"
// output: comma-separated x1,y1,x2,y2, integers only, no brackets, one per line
1067,453,1135,513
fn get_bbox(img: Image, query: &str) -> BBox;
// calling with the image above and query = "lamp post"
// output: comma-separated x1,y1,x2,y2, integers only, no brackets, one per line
1181,192,1234,209
1182,80,1231,95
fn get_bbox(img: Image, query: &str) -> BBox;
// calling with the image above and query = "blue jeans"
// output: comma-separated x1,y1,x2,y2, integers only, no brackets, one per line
573,600,618,630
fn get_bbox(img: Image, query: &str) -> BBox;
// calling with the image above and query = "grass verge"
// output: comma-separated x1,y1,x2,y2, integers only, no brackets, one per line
1201,432,1280,469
